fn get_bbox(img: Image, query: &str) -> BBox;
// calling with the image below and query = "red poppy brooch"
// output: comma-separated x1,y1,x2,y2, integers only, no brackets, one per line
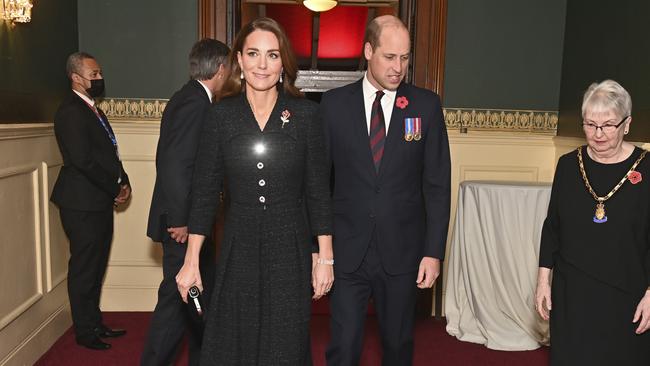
280,109,291,128
628,170,642,184
396,96,409,109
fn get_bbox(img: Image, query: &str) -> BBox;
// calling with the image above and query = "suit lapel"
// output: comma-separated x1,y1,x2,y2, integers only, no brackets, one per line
73,94,109,136
348,80,376,178
264,92,298,140
378,83,407,180
96,108,115,135
72,93,99,123
71,94,118,153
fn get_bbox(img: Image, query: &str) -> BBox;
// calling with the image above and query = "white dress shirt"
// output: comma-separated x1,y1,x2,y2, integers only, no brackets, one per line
73,89,96,107
362,72,396,135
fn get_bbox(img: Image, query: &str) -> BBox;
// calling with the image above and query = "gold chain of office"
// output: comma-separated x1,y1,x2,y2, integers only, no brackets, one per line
577,146,647,222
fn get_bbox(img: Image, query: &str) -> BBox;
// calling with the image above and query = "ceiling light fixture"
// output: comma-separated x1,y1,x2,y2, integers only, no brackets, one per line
302,0,337,13
1,0,33,24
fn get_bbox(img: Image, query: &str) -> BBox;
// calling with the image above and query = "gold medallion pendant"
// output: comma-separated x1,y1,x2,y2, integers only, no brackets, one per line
594,202,607,223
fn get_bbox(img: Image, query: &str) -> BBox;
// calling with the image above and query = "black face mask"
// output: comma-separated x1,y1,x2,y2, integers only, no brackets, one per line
86,78,105,98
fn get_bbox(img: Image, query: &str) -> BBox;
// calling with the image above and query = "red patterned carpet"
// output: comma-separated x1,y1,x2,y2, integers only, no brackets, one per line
35,311,548,365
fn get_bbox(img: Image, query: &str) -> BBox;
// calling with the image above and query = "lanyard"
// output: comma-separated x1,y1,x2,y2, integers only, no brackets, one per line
83,101,120,158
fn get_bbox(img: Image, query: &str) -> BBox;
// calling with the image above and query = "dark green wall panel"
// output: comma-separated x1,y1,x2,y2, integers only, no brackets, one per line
557,0,650,140
0,0,78,122
78,0,197,99
443,0,567,110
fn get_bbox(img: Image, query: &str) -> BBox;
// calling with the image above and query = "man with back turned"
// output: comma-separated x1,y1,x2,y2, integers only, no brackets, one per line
141,38,229,366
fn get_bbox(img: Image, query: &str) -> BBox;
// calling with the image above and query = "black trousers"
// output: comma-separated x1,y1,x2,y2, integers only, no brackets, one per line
326,238,418,366
140,234,216,366
60,208,114,341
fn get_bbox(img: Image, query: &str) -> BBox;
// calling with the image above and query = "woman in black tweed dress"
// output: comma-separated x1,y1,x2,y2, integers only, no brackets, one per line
175,18,334,365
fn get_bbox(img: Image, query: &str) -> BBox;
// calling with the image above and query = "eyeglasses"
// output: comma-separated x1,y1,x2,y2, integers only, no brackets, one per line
582,116,629,134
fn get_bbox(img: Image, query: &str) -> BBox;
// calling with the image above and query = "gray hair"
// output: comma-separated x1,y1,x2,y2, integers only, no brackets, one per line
66,52,95,78
581,79,632,119
189,39,230,81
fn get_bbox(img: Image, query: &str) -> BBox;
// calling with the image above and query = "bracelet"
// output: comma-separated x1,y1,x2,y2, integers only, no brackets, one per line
317,258,334,265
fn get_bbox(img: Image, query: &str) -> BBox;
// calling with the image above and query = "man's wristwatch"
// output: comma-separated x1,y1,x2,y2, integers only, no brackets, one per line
317,258,334,265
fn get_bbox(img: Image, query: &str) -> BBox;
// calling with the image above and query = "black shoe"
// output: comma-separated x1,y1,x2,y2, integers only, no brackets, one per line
94,325,127,338
76,336,111,350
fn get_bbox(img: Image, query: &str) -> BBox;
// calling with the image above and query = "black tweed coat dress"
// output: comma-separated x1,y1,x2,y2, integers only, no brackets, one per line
188,91,332,365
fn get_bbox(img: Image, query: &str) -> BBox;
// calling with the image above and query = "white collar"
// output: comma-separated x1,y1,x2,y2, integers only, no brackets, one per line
362,72,397,103
73,89,95,107
197,80,213,102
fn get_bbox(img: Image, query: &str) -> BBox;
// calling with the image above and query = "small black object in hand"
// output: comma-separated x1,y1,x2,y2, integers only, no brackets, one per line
188,285,204,319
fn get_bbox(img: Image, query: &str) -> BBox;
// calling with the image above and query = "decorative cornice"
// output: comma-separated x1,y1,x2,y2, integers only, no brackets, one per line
444,108,558,134
447,130,557,146
99,98,558,134
97,98,167,121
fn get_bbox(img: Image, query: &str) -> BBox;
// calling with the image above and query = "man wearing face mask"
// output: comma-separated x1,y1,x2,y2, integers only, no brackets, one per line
51,52,131,350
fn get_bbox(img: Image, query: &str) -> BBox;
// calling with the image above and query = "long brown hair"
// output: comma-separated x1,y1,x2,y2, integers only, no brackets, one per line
221,17,302,98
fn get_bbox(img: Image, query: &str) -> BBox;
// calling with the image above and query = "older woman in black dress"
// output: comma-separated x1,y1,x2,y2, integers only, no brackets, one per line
175,17,334,365
535,80,650,365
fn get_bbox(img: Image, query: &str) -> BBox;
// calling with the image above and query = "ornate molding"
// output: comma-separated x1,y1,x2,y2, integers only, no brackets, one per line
97,99,167,121
447,130,556,146
444,108,558,134
99,98,558,134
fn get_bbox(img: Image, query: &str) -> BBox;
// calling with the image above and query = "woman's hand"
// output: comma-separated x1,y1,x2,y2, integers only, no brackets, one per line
312,235,334,300
176,234,206,303
535,267,552,320
176,263,203,303
633,289,650,334
312,255,334,300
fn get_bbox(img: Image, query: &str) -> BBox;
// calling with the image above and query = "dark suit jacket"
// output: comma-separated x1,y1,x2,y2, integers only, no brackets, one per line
51,92,129,211
322,79,451,275
147,80,213,242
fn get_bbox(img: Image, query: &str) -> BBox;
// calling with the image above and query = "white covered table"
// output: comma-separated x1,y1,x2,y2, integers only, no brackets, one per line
445,181,551,350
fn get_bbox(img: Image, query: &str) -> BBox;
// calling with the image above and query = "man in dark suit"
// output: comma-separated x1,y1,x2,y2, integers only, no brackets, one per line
51,52,131,350
322,15,451,365
141,39,229,366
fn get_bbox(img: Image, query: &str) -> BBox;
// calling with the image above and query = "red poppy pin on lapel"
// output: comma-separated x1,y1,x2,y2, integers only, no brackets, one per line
396,96,408,109
628,170,642,184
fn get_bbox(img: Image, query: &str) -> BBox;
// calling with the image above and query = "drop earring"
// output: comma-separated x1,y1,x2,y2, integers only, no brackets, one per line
279,70,283,84
240,71,244,80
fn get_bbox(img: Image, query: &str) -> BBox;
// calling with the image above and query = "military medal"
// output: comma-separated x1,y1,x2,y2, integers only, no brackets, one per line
413,117,422,141
404,118,414,141
577,146,647,224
